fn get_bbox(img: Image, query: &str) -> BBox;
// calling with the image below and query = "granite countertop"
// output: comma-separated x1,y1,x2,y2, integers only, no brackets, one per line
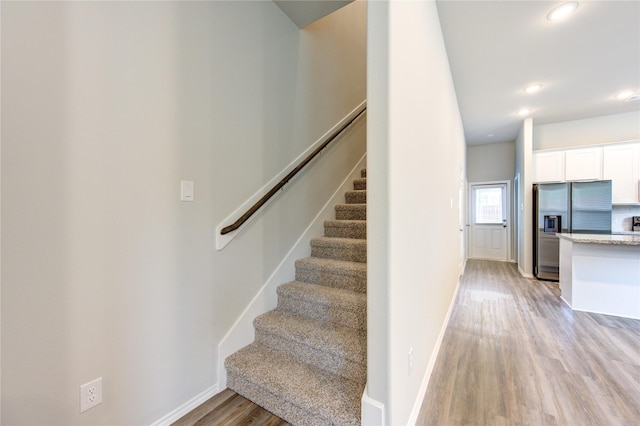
557,233,640,246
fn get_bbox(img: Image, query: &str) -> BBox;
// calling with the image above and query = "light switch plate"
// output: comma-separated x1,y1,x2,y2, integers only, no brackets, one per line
181,180,194,202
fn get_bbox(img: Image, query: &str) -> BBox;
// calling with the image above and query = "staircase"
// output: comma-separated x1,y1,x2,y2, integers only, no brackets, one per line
225,169,367,426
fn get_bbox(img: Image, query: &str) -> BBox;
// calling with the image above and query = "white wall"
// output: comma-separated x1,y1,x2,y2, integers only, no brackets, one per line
467,142,515,183
467,141,515,260
515,119,534,276
533,111,640,150
1,1,366,424
367,1,467,424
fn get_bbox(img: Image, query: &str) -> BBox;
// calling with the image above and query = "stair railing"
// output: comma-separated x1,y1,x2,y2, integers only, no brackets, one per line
220,105,367,236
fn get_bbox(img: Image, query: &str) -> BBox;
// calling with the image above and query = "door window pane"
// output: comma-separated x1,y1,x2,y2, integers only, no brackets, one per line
475,187,503,224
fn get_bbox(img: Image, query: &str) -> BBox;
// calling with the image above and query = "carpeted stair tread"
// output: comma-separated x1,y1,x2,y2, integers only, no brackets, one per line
255,310,366,362
345,190,366,204
225,166,369,424
277,281,366,330
353,178,366,190
253,310,366,382
335,204,366,220
295,257,366,293
225,343,364,426
323,220,366,239
310,237,366,263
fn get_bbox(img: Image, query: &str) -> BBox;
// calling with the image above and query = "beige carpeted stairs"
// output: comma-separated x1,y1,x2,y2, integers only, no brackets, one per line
225,169,367,426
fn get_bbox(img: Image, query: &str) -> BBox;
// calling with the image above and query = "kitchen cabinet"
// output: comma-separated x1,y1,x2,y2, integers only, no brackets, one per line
558,234,640,319
533,142,638,203
603,143,640,204
533,151,564,183
565,147,603,181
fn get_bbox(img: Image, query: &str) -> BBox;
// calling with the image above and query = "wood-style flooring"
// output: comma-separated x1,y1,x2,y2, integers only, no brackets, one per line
173,259,638,425
171,388,289,426
417,259,640,426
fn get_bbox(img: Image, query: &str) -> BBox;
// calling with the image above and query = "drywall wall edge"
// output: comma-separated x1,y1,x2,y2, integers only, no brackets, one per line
406,274,462,425
216,100,367,250
216,154,367,390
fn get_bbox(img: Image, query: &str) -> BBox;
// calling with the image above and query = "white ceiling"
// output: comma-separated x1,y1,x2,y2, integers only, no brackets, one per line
436,1,640,146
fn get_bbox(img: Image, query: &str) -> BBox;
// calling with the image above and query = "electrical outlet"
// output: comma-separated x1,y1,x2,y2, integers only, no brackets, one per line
408,348,414,375
80,377,103,413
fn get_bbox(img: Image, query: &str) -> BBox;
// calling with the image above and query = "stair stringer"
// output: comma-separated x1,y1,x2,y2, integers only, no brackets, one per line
217,154,366,391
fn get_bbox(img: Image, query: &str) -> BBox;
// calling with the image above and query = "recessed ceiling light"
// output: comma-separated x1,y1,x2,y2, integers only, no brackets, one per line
524,83,543,94
615,90,634,100
626,94,640,102
615,90,638,101
547,2,579,21
518,108,532,117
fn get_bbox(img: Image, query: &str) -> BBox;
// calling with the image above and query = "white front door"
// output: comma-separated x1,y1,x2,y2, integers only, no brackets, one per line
469,183,508,260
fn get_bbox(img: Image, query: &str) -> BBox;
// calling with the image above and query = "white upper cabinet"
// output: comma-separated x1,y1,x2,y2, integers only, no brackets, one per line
533,151,564,183
603,143,640,204
533,142,638,204
564,147,603,181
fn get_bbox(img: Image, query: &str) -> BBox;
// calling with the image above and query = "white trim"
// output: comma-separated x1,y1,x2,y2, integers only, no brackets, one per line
469,257,513,263
216,100,367,250
533,138,640,154
361,384,385,425
150,385,219,426
518,266,534,278
459,258,467,278
569,306,640,321
513,173,519,263
562,295,640,320
217,155,367,390
406,275,462,425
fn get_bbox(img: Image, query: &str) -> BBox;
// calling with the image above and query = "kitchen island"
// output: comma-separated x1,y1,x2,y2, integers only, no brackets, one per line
557,233,640,319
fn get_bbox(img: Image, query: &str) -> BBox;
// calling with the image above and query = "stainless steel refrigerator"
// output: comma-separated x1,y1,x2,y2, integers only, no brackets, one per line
533,180,612,281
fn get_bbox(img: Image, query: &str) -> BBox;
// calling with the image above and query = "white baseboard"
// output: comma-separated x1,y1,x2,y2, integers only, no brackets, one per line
361,384,385,425
362,272,465,426
407,275,462,425
216,154,367,390
150,384,219,426
518,265,534,278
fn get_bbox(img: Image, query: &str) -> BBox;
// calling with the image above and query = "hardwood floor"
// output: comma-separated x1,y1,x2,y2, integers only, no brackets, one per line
171,388,289,426
174,260,638,425
417,259,640,426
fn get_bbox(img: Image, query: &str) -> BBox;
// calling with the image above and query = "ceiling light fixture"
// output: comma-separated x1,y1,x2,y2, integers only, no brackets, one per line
626,94,640,102
547,2,579,21
524,83,543,94
518,108,532,117
615,90,638,101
